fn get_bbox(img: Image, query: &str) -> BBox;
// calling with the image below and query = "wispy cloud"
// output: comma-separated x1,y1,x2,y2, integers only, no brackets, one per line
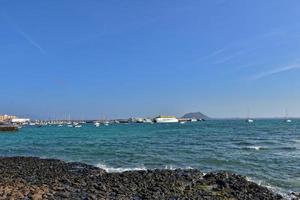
0,12,46,54
213,50,246,65
252,64,300,80
210,29,296,65
192,47,227,64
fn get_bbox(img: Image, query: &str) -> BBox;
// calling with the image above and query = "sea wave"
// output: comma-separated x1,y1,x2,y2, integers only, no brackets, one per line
293,139,300,143
164,165,193,170
96,163,147,173
244,146,264,150
246,177,291,200
277,147,297,151
96,164,194,173
242,146,297,151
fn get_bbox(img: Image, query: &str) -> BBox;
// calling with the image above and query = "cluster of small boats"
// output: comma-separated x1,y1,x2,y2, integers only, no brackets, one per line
8,116,202,129
23,120,111,128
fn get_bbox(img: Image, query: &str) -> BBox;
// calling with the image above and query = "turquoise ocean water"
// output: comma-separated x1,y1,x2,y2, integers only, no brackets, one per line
0,120,299,195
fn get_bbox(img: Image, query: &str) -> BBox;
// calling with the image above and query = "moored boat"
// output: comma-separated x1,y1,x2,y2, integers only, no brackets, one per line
154,116,179,123
246,119,254,123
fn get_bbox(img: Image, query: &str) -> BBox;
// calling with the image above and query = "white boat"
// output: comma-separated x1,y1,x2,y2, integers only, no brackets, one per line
246,109,254,123
180,121,186,124
74,125,82,128
94,122,100,127
191,118,197,122
154,116,179,123
103,121,109,126
143,118,153,123
285,109,292,123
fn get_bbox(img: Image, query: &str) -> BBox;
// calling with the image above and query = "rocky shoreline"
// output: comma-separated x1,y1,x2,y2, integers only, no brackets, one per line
0,157,292,200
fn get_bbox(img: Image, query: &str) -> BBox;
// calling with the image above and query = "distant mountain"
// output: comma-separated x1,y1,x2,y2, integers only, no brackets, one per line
182,112,209,120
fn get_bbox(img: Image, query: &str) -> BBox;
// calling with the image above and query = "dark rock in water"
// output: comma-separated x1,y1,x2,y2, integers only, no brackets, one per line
0,125,18,132
0,157,284,200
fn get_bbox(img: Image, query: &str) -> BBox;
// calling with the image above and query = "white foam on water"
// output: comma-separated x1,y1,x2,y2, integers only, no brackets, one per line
247,146,262,150
246,176,291,200
95,163,293,199
164,165,193,170
96,163,147,173
96,164,194,173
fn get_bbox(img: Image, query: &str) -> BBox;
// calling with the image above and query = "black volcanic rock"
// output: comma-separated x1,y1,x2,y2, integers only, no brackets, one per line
0,157,284,200
0,125,18,132
182,112,209,120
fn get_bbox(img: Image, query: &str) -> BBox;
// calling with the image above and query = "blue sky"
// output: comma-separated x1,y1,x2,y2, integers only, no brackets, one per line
1,0,300,119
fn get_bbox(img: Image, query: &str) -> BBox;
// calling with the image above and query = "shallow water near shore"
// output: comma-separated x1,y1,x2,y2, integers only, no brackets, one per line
0,120,299,195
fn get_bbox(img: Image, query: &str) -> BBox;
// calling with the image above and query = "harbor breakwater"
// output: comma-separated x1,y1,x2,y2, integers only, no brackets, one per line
0,157,288,200
0,125,18,132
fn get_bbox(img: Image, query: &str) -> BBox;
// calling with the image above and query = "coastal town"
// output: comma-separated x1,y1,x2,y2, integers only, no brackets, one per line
0,113,206,131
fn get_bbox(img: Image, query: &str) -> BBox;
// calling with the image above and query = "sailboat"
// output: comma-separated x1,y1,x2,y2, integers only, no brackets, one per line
246,119,254,123
94,122,100,127
284,109,292,123
246,109,254,123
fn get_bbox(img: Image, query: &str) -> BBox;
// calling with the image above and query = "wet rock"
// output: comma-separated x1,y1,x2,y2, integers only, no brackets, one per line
0,157,287,200
290,192,300,200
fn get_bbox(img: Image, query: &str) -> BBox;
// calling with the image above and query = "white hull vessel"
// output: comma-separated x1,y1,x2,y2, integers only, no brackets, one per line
154,116,179,123
143,118,153,123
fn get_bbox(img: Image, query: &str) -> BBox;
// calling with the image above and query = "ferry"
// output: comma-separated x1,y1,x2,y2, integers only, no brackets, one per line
154,116,179,123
